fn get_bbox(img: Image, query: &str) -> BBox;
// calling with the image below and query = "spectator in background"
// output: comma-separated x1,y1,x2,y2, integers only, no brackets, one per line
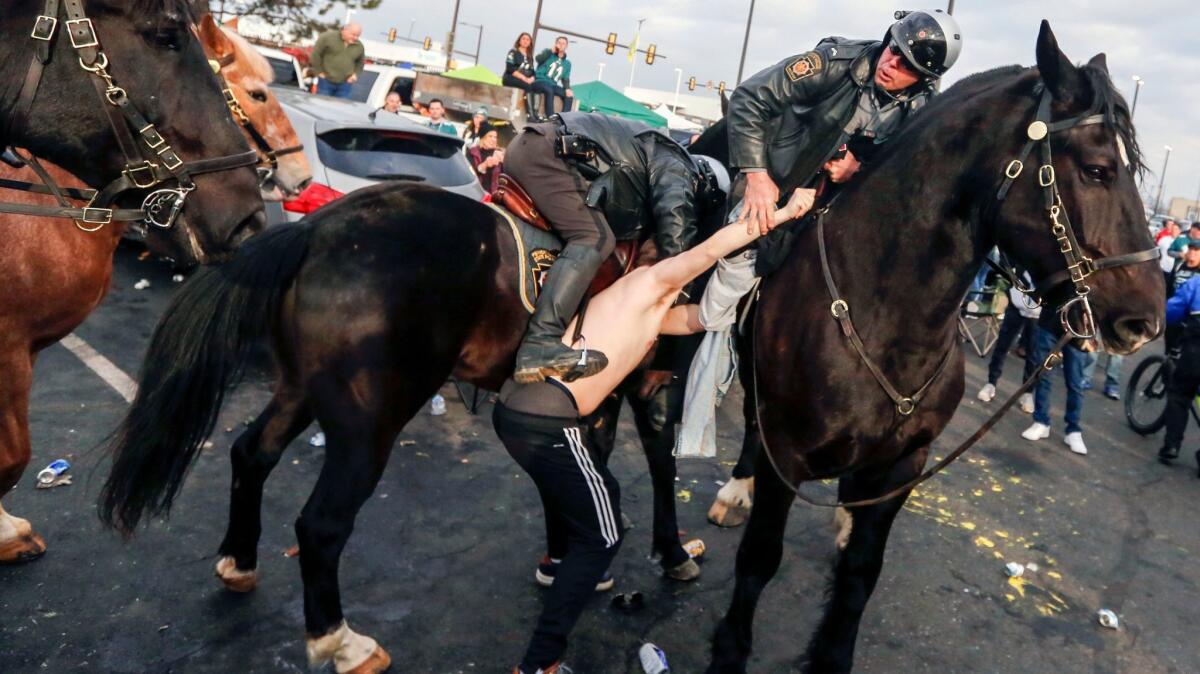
1082,350,1123,400
504,32,537,114
468,128,504,195
978,277,1039,414
425,99,458,136
1022,318,1094,455
463,108,493,146
1167,221,1200,260
532,36,573,119
1171,239,1200,295
1159,219,1182,293
381,92,403,115
311,23,364,98
1158,273,1200,476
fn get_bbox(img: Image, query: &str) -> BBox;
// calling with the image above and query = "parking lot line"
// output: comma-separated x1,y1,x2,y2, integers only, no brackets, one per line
59,332,137,403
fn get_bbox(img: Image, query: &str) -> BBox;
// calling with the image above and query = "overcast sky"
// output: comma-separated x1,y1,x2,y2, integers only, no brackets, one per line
354,0,1198,208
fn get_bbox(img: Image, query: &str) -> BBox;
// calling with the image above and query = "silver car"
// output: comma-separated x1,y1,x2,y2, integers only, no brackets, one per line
269,86,484,223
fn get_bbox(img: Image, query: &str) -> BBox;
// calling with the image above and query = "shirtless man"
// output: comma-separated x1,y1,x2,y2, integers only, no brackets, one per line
495,187,813,674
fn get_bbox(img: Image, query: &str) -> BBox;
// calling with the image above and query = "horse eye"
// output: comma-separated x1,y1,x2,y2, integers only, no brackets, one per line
151,28,184,51
1083,165,1109,182
250,91,269,103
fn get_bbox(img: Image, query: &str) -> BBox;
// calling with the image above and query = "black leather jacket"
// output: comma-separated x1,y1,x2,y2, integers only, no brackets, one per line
553,112,700,257
728,36,931,194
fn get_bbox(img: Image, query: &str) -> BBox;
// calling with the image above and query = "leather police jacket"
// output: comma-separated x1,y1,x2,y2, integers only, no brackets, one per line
551,112,700,257
727,36,931,194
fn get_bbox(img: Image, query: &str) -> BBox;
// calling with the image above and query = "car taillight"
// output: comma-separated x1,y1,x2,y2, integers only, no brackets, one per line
481,192,493,203
282,183,345,214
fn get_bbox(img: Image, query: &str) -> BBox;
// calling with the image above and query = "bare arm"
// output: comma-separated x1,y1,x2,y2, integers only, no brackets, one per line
660,304,703,336
649,188,815,291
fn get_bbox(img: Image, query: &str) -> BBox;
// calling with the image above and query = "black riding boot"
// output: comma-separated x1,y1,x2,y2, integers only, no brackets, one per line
514,247,608,383
1159,445,1180,465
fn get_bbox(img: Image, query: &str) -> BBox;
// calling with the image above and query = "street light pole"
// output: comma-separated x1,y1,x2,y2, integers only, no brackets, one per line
627,18,646,90
1154,145,1172,215
457,22,484,65
947,0,955,13
597,63,606,82
407,19,416,40
1130,75,1144,118
736,0,756,85
532,0,544,50
673,67,683,113
446,0,462,71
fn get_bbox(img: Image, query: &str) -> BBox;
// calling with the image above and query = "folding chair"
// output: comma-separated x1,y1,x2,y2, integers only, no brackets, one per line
958,285,1006,357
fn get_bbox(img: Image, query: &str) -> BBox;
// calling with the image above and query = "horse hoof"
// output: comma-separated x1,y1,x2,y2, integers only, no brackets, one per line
665,558,701,581
215,556,258,592
0,530,46,564
342,645,391,674
707,500,749,528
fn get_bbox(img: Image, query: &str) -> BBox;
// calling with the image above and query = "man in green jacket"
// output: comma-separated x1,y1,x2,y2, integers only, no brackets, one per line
311,23,365,98
531,36,573,119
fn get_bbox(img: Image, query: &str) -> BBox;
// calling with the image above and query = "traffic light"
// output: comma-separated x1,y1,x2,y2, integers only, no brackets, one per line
645,43,656,66
387,28,397,43
605,33,617,55
422,36,432,50
718,81,726,96
687,76,696,92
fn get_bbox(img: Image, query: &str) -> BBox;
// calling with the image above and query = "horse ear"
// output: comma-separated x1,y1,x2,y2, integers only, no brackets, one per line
1035,20,1084,103
197,13,235,63
1087,53,1109,74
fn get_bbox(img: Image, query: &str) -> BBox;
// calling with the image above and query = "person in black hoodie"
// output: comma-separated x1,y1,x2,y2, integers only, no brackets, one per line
504,32,537,115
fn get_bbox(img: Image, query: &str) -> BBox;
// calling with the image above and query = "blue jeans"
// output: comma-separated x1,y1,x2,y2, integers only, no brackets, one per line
531,80,572,117
1029,326,1093,433
1082,352,1124,389
316,78,353,98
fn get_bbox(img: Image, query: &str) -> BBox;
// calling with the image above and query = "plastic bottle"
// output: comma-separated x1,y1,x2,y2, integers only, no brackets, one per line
430,394,447,416
638,643,669,673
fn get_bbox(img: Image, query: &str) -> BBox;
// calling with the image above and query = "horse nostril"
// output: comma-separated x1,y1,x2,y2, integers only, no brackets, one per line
1115,317,1156,343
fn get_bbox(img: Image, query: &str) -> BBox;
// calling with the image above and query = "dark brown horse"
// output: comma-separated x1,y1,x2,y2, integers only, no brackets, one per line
0,12,307,564
98,21,1160,673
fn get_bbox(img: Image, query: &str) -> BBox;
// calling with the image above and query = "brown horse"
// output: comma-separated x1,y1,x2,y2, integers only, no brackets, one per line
0,14,309,564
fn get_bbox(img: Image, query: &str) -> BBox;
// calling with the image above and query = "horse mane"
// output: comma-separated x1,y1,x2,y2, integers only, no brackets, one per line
1079,64,1143,176
221,26,275,83
128,0,197,21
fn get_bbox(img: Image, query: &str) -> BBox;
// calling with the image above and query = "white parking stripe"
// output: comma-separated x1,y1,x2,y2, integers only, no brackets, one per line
59,332,137,403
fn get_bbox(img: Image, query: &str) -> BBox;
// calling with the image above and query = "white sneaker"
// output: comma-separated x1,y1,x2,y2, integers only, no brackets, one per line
977,383,996,402
1064,432,1088,455
1019,393,1035,414
1022,422,1050,442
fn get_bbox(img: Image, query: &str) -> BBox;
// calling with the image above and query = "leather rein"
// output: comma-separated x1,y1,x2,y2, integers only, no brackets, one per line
755,86,1160,509
0,0,258,231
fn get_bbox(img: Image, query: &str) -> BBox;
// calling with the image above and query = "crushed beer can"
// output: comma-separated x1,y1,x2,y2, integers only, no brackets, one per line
638,642,669,673
36,459,71,485
430,394,447,416
1097,609,1120,630
683,539,706,559
308,432,326,447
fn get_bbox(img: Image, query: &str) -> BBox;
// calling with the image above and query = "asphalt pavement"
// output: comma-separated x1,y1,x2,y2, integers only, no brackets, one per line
1,241,1197,673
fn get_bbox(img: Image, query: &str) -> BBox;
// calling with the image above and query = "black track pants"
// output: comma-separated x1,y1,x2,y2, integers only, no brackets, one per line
493,402,624,670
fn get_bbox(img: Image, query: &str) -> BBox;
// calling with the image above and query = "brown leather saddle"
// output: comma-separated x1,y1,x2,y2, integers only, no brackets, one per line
494,173,641,295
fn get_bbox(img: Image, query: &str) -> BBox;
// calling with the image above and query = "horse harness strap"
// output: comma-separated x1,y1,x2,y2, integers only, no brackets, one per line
754,84,1158,509
1,0,259,230
208,54,304,180
817,208,956,417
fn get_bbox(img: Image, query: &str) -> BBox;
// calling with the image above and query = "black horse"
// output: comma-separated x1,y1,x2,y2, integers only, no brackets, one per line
708,23,1161,672
0,0,265,264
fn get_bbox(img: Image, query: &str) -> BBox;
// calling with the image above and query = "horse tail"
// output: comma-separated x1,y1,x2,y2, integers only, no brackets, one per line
99,222,314,535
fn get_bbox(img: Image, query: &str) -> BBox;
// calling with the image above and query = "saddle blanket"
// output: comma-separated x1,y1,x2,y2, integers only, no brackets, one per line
487,202,562,313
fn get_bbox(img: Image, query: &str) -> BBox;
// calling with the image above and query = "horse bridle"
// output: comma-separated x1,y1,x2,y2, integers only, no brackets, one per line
209,53,304,189
0,0,259,230
754,81,1161,508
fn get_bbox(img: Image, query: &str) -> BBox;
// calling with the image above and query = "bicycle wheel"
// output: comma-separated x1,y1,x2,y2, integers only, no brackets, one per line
1125,355,1169,435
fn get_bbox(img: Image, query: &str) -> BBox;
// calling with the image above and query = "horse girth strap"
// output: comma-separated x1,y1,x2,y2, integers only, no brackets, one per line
816,209,956,417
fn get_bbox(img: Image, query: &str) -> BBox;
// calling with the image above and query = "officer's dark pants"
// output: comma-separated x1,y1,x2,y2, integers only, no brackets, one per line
494,381,624,671
503,124,615,261
1162,340,1200,453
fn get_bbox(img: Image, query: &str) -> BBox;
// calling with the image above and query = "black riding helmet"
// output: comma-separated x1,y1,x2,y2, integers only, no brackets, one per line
885,9,963,79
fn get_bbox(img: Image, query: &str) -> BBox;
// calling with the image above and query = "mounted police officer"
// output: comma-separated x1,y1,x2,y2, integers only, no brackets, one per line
504,111,725,384
731,9,963,240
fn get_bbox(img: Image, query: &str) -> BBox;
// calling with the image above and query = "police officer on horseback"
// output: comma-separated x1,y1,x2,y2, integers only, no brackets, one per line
504,111,725,384
732,9,963,239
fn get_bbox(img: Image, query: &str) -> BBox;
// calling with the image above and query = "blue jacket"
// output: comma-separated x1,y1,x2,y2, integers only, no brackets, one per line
1166,274,1200,325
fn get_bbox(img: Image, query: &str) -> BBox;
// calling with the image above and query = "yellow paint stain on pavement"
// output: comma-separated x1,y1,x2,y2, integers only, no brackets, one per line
994,530,1010,539
991,484,1004,493
1009,476,1022,485
1008,576,1028,597
961,521,977,531
972,489,985,497
975,536,995,548
1047,571,1063,580
1005,593,1017,602
676,489,692,503
993,551,1005,560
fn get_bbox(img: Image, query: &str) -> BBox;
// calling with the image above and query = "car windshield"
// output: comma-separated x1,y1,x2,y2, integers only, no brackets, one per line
264,56,299,87
345,71,380,103
317,128,476,186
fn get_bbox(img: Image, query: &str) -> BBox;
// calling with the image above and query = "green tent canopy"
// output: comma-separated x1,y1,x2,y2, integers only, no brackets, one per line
443,65,503,86
571,81,667,128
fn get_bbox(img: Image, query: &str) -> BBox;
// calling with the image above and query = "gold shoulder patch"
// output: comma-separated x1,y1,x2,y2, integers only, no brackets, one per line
785,51,823,82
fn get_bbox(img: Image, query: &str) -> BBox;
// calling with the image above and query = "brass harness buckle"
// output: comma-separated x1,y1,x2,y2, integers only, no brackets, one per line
31,15,58,41
80,207,113,225
65,18,99,49
123,162,159,189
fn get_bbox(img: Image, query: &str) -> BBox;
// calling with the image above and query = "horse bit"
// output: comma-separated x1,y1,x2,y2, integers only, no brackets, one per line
0,0,259,231
208,54,304,191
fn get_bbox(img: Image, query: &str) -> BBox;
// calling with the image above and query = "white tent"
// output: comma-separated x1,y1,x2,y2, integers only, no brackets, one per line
652,103,704,132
